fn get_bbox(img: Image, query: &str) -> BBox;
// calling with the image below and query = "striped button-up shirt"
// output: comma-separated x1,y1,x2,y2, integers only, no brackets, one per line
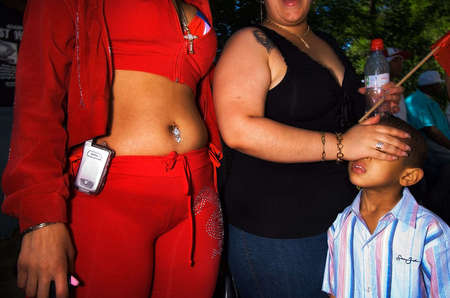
322,188,449,298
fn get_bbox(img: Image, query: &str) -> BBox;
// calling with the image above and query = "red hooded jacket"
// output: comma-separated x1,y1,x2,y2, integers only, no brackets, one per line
1,0,222,232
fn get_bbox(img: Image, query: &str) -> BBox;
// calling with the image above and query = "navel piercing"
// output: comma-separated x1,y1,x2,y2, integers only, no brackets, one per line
169,123,182,143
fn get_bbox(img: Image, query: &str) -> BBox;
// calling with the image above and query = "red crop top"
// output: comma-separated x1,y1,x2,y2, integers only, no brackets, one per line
105,0,217,93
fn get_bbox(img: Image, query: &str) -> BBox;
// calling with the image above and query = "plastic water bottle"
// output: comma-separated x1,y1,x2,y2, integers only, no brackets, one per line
364,39,390,116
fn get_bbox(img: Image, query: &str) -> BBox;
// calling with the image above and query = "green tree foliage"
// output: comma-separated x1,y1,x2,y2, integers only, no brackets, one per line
211,0,263,51
212,0,450,104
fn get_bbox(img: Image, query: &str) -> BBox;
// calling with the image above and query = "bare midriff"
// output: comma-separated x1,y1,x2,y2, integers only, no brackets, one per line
97,70,208,156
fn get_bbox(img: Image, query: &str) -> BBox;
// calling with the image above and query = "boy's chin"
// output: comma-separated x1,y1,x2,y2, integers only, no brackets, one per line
350,179,378,190
349,176,366,188
353,184,369,189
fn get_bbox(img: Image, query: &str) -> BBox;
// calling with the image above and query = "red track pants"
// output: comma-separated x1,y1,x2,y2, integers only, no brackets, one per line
69,146,223,298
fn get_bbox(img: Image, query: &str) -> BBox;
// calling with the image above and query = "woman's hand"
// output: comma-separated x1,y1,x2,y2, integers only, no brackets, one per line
342,115,411,161
18,223,75,298
358,82,404,114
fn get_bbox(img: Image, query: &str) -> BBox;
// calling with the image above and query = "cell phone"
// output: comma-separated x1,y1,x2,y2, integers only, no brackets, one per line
74,139,114,195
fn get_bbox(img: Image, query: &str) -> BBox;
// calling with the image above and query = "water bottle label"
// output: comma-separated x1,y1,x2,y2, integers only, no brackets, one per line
365,73,390,88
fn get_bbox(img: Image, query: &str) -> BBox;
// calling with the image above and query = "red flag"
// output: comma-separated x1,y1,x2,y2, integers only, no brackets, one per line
431,31,450,76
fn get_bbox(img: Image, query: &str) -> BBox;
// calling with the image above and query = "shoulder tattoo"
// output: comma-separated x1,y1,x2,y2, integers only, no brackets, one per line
252,30,274,53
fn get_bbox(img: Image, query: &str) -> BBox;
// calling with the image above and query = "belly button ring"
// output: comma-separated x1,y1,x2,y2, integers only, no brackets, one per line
169,123,182,143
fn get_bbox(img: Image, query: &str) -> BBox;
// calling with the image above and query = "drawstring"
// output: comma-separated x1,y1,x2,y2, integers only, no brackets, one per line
208,143,222,192
165,152,195,266
181,155,195,266
164,151,178,171
162,145,222,266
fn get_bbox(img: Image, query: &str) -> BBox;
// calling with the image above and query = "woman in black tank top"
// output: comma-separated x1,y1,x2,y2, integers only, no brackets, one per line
213,0,410,297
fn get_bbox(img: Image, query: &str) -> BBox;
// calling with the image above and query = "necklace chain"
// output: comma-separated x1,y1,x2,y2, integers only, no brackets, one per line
265,19,311,49
173,0,188,29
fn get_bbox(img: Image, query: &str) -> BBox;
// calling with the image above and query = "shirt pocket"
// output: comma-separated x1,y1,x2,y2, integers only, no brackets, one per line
391,249,421,296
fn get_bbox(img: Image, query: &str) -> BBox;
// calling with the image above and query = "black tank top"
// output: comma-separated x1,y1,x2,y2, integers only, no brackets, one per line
223,26,365,238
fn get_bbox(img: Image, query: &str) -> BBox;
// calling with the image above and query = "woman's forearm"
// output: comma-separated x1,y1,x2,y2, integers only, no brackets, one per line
222,114,338,163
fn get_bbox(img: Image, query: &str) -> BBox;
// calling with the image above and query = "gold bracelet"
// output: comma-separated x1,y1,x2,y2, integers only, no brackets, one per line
321,132,326,161
335,132,344,163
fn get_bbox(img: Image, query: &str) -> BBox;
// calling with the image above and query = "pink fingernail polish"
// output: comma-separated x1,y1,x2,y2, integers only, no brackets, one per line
70,275,80,287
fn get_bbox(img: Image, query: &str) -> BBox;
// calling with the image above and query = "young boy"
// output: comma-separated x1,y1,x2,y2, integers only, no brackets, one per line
322,115,449,298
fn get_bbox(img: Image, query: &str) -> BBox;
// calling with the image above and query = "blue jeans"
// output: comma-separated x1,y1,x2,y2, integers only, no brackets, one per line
227,224,328,298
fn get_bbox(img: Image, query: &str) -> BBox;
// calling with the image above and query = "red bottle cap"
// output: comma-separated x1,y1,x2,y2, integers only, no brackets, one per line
371,39,384,51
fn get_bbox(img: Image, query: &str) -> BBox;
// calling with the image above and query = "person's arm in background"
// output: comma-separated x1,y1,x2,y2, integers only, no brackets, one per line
213,28,410,163
1,1,76,297
405,90,450,150
422,126,450,150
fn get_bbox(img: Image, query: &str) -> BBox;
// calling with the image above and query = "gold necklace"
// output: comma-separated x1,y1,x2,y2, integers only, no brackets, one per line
265,19,311,49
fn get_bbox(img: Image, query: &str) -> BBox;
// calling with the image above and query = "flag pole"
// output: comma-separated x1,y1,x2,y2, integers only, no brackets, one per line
358,45,441,123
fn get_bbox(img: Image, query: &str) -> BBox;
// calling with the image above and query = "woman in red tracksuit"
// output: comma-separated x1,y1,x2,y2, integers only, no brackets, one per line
1,0,223,297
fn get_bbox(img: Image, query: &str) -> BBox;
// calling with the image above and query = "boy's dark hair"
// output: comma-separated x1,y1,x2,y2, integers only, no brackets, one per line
379,115,427,168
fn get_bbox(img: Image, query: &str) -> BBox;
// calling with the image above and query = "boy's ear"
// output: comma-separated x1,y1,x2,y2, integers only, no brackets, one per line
399,167,424,187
